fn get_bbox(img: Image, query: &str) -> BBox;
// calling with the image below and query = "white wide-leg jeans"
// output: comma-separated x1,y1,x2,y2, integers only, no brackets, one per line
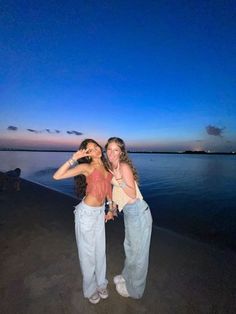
122,199,152,299
74,200,108,298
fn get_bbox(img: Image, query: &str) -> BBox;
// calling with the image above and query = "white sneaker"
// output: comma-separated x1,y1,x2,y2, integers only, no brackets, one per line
98,287,109,299
116,282,130,297
113,274,125,285
88,292,100,304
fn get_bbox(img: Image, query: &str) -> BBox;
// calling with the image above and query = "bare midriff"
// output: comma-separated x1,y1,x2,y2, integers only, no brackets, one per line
84,194,105,207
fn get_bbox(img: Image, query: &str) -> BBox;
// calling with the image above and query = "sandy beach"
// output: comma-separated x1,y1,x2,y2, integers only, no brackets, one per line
0,179,235,314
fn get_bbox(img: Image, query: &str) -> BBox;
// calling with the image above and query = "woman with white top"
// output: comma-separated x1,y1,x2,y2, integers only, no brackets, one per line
105,137,152,299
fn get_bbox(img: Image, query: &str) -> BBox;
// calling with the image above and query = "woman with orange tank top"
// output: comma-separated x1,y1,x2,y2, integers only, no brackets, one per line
53,139,114,304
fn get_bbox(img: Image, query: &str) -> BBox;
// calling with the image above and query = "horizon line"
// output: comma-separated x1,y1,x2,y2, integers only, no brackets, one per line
0,148,235,155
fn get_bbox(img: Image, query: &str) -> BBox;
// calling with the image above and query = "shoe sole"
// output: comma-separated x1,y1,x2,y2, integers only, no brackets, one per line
89,299,100,304
99,293,109,299
89,296,100,304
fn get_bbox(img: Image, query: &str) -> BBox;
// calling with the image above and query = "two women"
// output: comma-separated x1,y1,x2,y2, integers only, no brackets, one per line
53,137,152,303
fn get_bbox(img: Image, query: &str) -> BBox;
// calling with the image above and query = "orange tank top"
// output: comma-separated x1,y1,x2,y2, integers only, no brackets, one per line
86,168,112,203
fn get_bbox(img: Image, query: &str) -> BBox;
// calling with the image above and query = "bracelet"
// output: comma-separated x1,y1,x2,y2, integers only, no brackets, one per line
116,177,122,180
68,158,77,167
119,181,127,189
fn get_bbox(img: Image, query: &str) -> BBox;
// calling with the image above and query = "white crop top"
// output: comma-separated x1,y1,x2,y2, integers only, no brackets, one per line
111,177,143,211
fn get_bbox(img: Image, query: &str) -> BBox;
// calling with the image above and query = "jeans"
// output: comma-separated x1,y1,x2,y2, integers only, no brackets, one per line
74,200,108,298
122,199,152,299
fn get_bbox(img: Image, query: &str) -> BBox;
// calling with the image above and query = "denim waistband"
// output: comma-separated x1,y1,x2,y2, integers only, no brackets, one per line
74,199,105,214
123,199,149,213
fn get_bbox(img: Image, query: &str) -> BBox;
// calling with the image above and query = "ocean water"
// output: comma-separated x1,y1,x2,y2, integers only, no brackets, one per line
1,151,235,250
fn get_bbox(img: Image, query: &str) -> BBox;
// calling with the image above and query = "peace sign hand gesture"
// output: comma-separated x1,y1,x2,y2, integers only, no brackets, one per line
109,161,122,180
71,149,91,161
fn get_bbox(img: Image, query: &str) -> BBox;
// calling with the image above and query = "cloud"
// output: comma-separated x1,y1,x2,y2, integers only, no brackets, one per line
206,125,225,137
27,128,61,134
45,129,61,134
67,130,83,136
8,126,80,136
7,126,18,131
27,128,41,133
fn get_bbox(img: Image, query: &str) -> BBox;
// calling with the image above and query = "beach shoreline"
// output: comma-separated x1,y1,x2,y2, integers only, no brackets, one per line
0,179,235,313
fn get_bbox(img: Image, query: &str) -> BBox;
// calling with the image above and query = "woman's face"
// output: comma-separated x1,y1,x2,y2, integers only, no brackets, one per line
106,142,122,165
86,142,102,158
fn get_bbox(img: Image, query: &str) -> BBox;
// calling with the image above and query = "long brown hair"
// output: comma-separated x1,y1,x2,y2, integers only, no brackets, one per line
105,137,139,182
74,139,109,198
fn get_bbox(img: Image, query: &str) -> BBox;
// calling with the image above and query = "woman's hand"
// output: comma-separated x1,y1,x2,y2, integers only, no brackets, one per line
53,149,90,180
109,162,123,181
71,149,90,161
105,211,114,223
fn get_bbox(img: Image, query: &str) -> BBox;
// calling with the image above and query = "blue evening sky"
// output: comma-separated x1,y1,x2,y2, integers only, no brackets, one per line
0,0,235,152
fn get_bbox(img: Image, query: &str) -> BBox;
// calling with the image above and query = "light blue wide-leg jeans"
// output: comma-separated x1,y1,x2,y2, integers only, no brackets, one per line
122,199,152,299
74,200,108,298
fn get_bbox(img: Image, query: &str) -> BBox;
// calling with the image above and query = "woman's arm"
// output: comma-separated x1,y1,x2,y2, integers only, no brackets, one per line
53,149,90,180
53,162,88,180
116,163,136,199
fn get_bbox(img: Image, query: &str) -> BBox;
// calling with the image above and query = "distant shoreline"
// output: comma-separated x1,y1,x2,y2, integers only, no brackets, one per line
0,148,235,155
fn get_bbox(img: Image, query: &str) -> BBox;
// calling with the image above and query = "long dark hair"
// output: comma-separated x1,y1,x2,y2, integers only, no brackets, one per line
105,137,139,182
74,139,109,199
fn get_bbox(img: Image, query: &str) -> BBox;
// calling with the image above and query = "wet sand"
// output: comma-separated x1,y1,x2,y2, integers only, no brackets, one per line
0,179,235,314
